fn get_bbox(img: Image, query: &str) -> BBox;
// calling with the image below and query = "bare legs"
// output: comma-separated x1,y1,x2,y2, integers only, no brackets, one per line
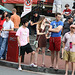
65,62,75,75
19,51,35,68
18,56,22,68
50,51,55,67
35,47,45,66
50,51,59,69
65,61,69,75
55,51,59,69
42,47,45,65
71,62,75,75
30,51,35,64
35,48,40,65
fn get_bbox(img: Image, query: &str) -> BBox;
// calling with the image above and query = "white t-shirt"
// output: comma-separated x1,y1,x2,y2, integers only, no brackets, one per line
1,20,14,38
53,0,62,5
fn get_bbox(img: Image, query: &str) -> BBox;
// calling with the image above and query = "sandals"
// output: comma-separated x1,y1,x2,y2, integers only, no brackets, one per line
41,64,45,67
54,66,58,71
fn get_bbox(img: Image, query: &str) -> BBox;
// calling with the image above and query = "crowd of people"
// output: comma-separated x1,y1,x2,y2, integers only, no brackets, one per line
0,2,75,75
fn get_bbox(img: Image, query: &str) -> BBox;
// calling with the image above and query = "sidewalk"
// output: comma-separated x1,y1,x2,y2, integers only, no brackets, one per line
0,53,73,74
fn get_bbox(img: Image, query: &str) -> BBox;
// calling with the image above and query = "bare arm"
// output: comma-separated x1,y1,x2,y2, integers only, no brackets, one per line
48,25,63,33
30,21,38,26
37,24,45,35
62,42,65,49
27,36,30,43
17,36,21,47
2,28,14,31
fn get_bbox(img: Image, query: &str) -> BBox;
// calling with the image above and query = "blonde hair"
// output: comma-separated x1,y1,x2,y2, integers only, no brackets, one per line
37,16,45,30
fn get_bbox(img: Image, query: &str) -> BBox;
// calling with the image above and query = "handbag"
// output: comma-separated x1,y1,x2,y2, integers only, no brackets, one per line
33,36,40,48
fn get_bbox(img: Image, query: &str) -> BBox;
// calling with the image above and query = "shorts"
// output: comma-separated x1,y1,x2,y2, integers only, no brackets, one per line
49,37,61,51
19,43,34,56
63,50,75,62
52,4,61,13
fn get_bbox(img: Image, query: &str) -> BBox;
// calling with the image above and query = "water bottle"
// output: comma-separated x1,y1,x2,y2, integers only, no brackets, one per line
70,42,72,49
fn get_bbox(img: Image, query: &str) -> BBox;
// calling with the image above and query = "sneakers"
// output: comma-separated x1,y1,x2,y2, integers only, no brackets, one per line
30,63,37,67
18,67,22,71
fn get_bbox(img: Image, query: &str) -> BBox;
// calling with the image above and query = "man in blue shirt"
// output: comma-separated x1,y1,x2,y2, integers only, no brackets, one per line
48,13,63,70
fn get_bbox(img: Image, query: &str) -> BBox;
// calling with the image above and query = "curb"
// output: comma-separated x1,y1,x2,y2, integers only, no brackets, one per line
0,60,73,74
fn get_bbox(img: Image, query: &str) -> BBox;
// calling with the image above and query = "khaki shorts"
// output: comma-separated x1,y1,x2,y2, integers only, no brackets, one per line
63,50,75,62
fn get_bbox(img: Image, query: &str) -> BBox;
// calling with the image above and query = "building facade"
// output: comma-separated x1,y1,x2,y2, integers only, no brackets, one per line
0,0,74,15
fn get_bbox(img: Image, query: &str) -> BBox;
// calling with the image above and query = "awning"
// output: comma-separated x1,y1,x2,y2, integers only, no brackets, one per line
0,5,12,13
2,0,54,4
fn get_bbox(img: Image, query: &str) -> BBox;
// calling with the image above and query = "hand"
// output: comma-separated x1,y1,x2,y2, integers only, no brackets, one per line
2,28,5,31
31,23,34,26
44,32,46,34
48,29,51,32
72,42,75,45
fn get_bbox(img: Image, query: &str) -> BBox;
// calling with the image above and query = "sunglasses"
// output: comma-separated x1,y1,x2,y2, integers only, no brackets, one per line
71,27,75,29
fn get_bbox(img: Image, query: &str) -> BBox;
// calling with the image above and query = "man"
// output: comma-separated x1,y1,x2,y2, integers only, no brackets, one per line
11,8,20,31
16,18,36,71
48,13,63,70
63,24,75,75
52,0,62,13
28,11,40,36
61,16,73,59
0,14,14,60
62,16,73,36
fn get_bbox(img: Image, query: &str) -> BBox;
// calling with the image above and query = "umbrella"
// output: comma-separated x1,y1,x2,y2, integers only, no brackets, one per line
0,5,12,13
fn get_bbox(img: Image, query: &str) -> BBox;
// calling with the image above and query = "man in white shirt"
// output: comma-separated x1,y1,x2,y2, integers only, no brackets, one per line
52,0,62,13
0,14,14,60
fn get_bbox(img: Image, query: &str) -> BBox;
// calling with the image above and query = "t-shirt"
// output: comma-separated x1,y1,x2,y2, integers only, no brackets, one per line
1,20,14,38
0,18,6,30
63,22,73,36
16,26,29,46
31,15,40,23
11,14,20,29
53,0,62,5
63,32,75,52
50,20,63,37
63,9,71,15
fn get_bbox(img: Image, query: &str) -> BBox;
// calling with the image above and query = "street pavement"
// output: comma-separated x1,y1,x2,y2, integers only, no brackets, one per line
23,53,71,70
0,66,62,75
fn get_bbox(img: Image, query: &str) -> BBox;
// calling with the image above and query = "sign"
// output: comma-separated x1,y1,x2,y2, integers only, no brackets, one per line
21,0,32,17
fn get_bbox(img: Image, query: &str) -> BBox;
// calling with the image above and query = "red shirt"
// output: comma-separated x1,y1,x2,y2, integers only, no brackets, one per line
63,9,71,15
0,18,6,30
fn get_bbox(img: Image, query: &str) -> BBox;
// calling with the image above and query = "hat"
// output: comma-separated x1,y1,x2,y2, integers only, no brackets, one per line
72,2,75,9
70,24,75,28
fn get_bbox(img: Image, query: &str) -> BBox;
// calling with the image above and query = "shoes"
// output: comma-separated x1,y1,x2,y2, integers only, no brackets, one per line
41,64,45,67
18,67,22,71
30,63,37,67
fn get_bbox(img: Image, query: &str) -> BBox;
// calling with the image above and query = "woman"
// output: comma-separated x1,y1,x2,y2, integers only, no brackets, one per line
34,17,49,67
0,11,7,59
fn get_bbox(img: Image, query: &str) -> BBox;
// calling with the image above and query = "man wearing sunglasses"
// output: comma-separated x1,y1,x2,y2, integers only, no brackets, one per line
62,24,75,75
